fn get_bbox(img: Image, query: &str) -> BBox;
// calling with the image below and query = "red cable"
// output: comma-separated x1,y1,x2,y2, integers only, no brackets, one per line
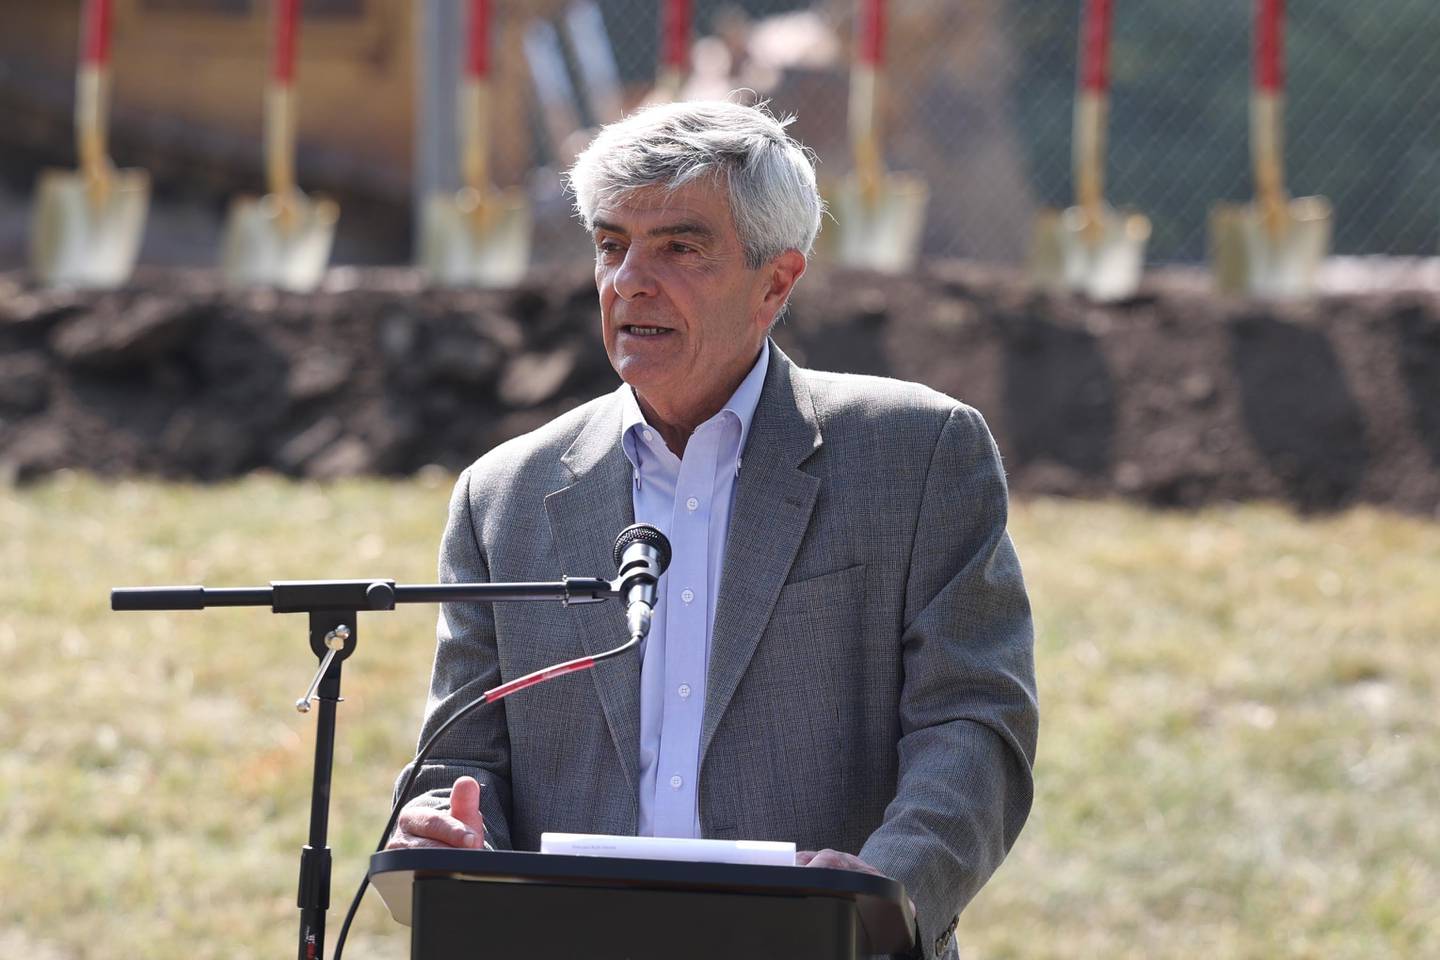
483,656,599,703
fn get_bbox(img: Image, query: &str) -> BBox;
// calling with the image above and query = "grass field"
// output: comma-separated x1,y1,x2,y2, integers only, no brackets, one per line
1,474,1437,959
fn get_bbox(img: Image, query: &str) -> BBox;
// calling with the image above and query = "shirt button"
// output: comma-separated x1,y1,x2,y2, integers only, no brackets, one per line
678,683,691,699
681,588,695,604
685,497,699,511
642,429,654,442
669,775,683,789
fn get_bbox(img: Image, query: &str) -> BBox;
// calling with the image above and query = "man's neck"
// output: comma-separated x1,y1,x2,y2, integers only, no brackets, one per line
635,393,718,459
633,347,763,458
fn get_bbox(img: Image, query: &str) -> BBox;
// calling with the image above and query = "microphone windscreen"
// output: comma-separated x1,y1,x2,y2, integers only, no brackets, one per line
612,523,672,575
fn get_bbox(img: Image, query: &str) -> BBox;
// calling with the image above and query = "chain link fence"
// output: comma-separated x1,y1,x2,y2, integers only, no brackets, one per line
2,1,1437,270
576,0,1440,265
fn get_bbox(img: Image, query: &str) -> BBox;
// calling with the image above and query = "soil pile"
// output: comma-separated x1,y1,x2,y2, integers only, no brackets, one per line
2,264,1437,516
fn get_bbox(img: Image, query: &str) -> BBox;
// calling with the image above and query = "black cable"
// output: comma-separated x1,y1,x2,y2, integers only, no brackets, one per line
331,632,641,959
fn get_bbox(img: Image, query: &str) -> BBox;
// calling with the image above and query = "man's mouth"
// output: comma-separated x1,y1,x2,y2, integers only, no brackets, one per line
620,325,672,337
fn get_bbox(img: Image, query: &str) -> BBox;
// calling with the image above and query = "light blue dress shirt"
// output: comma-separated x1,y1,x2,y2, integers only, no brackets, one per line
619,340,770,838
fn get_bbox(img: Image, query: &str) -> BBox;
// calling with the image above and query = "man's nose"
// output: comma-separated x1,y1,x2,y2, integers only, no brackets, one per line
612,247,658,301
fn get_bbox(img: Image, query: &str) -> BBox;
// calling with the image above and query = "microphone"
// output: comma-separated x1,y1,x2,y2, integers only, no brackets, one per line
612,523,671,640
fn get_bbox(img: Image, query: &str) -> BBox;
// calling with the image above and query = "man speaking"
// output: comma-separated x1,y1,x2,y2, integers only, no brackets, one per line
388,99,1038,959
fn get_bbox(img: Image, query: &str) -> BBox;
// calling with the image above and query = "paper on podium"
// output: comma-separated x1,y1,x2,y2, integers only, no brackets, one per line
540,833,797,866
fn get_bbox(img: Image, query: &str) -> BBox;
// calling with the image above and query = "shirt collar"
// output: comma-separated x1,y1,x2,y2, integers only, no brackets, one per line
619,339,771,470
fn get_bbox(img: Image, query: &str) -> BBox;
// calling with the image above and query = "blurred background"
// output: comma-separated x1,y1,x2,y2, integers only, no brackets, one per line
2,3,1439,959
2,0,1438,270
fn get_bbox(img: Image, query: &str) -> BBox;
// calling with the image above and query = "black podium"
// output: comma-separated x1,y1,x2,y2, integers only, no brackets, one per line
370,849,916,959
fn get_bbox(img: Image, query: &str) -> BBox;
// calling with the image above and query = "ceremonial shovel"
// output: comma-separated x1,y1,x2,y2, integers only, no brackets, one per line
1210,0,1331,297
651,0,692,103
30,0,149,289
419,0,531,287
221,0,338,292
1029,0,1150,302
827,0,928,273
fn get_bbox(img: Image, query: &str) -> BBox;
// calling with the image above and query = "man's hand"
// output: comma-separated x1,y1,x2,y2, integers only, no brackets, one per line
798,850,917,919
796,849,887,876
386,776,487,850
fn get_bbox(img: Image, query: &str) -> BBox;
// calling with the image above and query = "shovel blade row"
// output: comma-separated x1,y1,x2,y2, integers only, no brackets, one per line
1030,205,1151,302
827,173,929,274
29,168,150,289
419,191,532,288
221,193,339,293
1209,196,1332,297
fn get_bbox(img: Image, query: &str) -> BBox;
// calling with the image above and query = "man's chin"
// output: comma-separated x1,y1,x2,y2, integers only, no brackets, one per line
610,350,677,386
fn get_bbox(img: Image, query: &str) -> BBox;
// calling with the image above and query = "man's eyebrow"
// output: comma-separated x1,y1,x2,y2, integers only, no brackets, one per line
646,221,717,241
590,218,717,242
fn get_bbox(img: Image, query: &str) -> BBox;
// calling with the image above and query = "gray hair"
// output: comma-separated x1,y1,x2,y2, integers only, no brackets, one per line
566,99,823,269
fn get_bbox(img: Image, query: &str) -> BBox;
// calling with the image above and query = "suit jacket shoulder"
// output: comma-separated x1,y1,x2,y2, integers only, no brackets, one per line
464,391,617,486
794,367,1003,496
800,365,990,436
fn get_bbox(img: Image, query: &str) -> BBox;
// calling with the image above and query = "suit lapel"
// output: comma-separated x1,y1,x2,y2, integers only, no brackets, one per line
700,346,822,764
544,390,641,794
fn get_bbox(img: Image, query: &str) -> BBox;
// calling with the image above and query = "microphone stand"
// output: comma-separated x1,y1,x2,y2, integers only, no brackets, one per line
111,575,616,960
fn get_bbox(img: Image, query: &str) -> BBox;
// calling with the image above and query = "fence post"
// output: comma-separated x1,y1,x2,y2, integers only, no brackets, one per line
414,0,463,256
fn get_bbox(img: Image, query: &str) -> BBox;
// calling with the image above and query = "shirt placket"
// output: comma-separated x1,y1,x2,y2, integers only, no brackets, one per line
652,424,721,838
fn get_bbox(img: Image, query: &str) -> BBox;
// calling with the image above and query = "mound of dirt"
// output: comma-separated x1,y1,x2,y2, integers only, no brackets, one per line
2,264,1438,516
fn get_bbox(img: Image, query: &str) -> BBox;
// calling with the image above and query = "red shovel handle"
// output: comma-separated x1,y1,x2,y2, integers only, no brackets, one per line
857,0,885,68
1079,0,1111,94
82,0,114,67
1256,0,1284,93
662,0,692,71
273,0,299,85
467,0,491,79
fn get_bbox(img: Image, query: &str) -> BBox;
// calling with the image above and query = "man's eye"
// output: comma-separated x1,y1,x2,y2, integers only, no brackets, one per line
595,239,623,256
668,242,695,255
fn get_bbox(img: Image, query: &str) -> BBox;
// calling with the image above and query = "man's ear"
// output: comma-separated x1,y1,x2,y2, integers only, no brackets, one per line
756,249,807,326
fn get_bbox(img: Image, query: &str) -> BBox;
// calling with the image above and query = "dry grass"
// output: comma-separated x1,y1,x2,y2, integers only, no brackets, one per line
1,476,1436,959
963,499,1440,959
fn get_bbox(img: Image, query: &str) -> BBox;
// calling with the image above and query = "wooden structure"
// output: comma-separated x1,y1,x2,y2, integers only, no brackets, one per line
0,1,543,197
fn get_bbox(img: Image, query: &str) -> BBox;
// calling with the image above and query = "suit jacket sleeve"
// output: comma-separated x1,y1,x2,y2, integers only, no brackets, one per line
392,466,515,850
856,404,1039,959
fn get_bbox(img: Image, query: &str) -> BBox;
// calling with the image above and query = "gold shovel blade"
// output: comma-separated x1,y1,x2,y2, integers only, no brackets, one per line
826,172,929,274
221,191,339,293
1028,208,1068,290
1059,205,1151,302
419,187,532,288
1210,196,1332,297
1030,205,1151,302
30,167,150,289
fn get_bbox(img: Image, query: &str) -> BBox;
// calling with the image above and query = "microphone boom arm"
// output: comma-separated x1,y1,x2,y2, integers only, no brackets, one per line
108,523,670,960
111,576,621,613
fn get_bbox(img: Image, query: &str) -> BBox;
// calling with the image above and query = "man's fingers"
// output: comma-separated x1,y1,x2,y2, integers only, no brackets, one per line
801,848,847,869
795,850,817,866
798,849,886,877
449,776,486,837
392,805,481,849
384,830,455,851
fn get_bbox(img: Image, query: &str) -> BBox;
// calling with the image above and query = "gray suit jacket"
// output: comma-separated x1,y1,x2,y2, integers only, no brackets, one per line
400,344,1038,959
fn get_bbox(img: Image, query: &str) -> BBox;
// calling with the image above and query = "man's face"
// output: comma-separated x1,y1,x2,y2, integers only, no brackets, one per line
591,179,791,421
